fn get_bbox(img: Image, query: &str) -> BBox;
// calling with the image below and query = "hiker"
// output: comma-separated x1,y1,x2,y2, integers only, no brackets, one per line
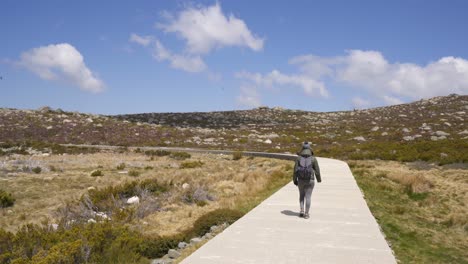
293,141,321,219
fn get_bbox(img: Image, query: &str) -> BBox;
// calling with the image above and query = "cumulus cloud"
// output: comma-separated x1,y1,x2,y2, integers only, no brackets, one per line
296,50,468,103
129,33,153,46
130,33,206,73
18,43,105,93
157,3,263,54
152,40,206,72
237,70,329,98
237,85,261,108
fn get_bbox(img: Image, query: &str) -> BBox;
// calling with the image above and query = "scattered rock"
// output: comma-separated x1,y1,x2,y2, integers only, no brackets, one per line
88,219,96,223
203,233,213,239
353,136,366,142
402,128,410,133
127,196,140,204
96,212,109,219
435,131,450,137
182,183,190,189
190,237,203,244
440,153,448,158
151,259,164,264
381,132,388,136
458,130,468,135
38,106,52,113
167,249,181,259
178,242,188,249
264,139,272,144
371,126,379,132
403,136,414,141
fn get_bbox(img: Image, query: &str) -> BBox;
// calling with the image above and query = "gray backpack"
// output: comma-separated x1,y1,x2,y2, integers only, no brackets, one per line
296,156,314,181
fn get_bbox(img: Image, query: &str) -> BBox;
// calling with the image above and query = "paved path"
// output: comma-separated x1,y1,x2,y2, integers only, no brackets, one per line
181,157,396,264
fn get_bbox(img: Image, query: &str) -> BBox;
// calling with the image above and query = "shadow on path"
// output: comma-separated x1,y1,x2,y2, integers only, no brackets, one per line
281,210,300,217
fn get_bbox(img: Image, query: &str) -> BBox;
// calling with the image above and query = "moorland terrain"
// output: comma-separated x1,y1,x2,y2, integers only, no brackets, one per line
0,94,467,263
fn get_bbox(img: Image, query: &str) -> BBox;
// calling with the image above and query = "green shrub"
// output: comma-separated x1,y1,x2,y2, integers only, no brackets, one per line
137,234,183,259
0,190,15,208
170,151,191,160
32,167,42,174
188,209,243,238
90,170,103,177
128,170,140,177
0,222,149,263
144,150,170,157
180,160,204,169
116,163,126,170
232,151,243,160
144,166,154,170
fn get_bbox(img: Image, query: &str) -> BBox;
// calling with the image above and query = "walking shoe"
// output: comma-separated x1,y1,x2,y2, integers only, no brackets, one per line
304,213,310,219
299,211,304,217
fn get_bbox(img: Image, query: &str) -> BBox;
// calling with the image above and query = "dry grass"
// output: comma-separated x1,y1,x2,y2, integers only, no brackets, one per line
349,160,468,263
0,151,291,236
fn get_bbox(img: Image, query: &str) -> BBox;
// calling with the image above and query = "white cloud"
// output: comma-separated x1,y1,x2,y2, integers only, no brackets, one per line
382,95,404,105
18,43,105,93
129,33,153,46
152,40,206,73
129,33,206,73
237,85,261,108
352,97,371,109
157,3,263,54
287,50,468,105
237,70,329,98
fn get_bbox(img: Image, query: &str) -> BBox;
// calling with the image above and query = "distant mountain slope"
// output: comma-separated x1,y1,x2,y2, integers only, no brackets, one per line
1,94,467,164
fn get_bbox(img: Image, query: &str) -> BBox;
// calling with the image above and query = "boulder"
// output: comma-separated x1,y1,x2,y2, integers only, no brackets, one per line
178,242,188,249
127,196,140,204
435,131,450,137
353,136,366,142
167,249,181,259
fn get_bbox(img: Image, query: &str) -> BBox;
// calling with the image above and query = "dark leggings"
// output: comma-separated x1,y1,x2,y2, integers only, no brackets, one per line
298,180,315,214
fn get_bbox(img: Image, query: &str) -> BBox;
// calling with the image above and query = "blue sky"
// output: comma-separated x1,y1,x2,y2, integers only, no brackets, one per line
1,0,468,114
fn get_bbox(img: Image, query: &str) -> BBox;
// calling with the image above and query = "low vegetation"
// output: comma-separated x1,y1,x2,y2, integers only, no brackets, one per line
0,151,292,263
232,151,243,160
350,161,468,263
180,160,204,169
90,169,103,177
0,190,15,208
170,152,191,160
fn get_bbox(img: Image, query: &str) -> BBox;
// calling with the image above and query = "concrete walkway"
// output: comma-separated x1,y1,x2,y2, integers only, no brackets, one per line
181,157,397,264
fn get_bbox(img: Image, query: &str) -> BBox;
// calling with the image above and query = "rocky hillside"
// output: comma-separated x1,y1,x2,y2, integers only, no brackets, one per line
1,94,467,164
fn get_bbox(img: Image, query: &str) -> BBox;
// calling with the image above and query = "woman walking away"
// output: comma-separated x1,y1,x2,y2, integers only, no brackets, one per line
293,142,321,219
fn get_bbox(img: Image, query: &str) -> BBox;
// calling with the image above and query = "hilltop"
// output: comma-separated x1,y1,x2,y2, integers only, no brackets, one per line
1,94,467,164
